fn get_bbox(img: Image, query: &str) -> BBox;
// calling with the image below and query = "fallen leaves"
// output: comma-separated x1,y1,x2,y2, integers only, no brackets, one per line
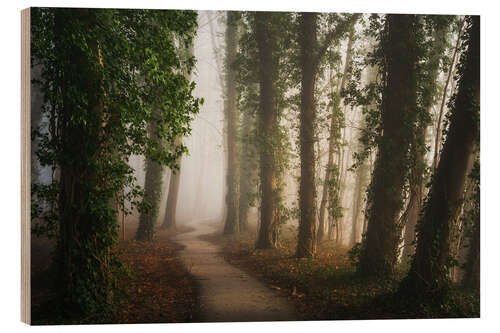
114,233,199,323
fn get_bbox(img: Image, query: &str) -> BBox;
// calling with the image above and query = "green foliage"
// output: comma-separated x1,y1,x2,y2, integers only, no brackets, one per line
234,12,296,238
30,7,200,321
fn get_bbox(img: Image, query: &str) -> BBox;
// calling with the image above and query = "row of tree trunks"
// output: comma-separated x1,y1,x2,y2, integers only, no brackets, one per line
318,29,355,244
296,13,359,257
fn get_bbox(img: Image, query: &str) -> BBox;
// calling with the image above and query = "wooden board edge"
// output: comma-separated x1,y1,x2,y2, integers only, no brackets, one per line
21,7,31,325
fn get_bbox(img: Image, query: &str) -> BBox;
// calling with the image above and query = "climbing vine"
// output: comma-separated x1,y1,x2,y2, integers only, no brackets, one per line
30,8,200,321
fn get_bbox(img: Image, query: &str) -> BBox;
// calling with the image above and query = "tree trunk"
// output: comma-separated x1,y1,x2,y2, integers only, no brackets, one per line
54,8,114,314
358,15,419,277
463,198,480,292
350,66,377,246
401,16,480,300
400,127,424,262
223,11,240,235
296,12,319,257
136,147,164,240
160,43,195,231
350,150,369,245
402,23,447,262
318,30,354,244
255,12,279,249
238,104,256,232
432,19,465,171
161,150,182,230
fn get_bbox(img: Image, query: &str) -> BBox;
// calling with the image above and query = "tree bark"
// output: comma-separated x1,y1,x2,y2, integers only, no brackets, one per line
296,12,318,257
358,15,419,277
463,202,480,292
223,11,240,235
161,147,182,230
255,12,279,249
349,66,377,246
401,16,480,299
136,144,164,240
238,105,257,232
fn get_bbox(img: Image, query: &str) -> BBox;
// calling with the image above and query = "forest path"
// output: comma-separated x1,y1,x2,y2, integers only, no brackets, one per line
173,222,297,322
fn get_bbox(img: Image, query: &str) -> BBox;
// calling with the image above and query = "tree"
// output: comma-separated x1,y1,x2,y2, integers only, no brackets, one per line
223,11,241,235
31,8,200,319
296,12,359,258
401,18,449,261
432,18,466,171
136,109,166,240
400,15,480,301
161,137,182,230
254,12,280,248
318,29,355,244
462,160,480,292
161,44,196,231
357,14,420,277
238,93,258,232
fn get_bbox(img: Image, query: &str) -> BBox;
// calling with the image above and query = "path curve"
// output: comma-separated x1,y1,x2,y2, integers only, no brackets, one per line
173,222,297,322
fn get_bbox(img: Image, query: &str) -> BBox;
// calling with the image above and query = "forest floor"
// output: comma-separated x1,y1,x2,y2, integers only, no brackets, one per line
174,221,297,322
201,222,480,320
31,225,199,324
113,225,199,324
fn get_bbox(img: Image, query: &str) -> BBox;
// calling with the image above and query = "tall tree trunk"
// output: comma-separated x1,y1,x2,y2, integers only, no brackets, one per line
432,19,465,171
224,11,240,235
54,8,114,314
401,128,424,262
350,157,368,245
402,23,447,262
318,30,354,244
238,105,256,232
255,12,279,249
358,15,419,277
160,43,195,231
136,144,164,240
350,66,377,246
401,16,479,300
296,12,319,257
161,146,182,230
462,187,480,292
296,13,359,257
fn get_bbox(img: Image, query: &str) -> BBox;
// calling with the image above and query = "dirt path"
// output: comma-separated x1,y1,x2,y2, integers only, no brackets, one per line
173,222,297,322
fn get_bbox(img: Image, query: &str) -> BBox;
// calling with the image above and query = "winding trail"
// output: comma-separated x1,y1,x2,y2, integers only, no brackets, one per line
173,222,297,322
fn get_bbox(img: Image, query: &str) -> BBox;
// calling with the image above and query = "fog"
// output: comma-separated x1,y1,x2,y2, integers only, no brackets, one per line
125,11,227,233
